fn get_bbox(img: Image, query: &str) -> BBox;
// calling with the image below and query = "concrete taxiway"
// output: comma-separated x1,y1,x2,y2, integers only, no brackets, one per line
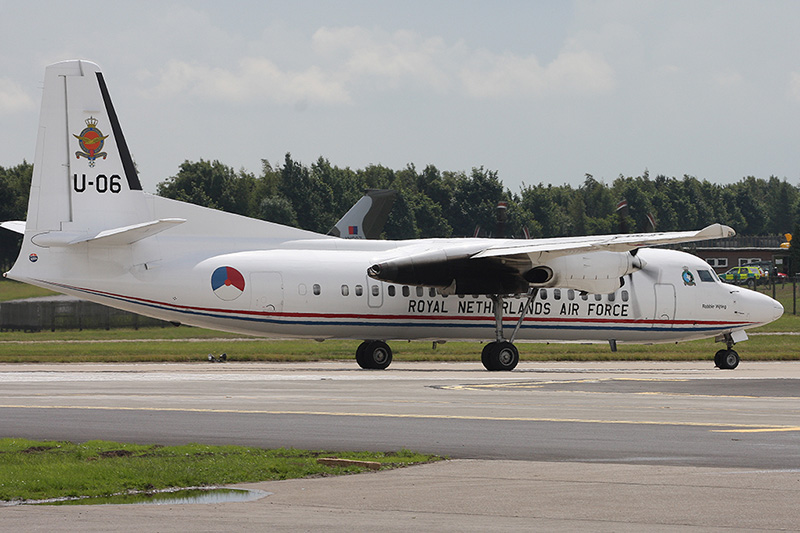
1,361,799,530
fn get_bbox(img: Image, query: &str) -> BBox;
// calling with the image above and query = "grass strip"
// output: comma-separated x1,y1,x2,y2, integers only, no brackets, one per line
0,334,798,363
0,438,440,503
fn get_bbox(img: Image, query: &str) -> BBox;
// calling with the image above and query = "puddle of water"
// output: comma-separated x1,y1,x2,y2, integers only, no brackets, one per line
24,487,270,506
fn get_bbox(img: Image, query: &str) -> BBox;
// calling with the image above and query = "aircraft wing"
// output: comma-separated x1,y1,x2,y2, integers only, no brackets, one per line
368,224,735,295
472,223,735,259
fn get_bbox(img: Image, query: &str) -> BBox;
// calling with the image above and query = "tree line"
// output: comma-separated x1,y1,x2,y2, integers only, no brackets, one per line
156,154,799,239
2,156,799,271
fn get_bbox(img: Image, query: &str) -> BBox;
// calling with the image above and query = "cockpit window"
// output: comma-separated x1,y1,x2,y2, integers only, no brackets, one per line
697,269,715,282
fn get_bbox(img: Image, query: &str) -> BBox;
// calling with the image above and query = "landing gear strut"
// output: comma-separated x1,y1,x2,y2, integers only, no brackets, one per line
356,340,393,369
480,292,535,371
714,334,740,369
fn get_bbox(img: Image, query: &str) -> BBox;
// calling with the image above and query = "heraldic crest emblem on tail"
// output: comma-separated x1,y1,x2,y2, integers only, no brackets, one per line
73,116,108,167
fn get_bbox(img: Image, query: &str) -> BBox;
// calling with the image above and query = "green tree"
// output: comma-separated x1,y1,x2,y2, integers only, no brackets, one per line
0,162,33,271
157,160,258,217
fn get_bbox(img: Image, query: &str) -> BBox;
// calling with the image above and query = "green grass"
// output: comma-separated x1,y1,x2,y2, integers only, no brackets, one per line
0,334,796,363
0,438,440,503
0,279,56,302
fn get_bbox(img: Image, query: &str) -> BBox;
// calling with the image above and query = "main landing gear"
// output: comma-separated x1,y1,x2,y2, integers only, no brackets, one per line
356,340,393,369
480,291,536,371
355,292,532,371
714,333,740,369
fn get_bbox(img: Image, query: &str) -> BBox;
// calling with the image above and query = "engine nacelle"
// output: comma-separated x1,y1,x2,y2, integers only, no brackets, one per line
524,251,644,294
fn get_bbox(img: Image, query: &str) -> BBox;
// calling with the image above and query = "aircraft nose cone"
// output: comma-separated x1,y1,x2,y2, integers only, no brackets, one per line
746,290,783,325
773,299,785,321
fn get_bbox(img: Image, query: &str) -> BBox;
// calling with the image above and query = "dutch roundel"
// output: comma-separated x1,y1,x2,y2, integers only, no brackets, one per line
211,266,245,301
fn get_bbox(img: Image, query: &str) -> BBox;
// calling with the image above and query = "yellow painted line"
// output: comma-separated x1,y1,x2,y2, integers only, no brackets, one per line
712,427,800,433
0,403,794,432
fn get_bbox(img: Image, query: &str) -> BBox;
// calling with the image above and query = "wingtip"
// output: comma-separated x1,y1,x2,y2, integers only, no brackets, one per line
699,223,736,239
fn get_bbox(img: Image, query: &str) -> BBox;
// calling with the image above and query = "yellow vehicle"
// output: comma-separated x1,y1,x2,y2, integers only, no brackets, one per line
720,266,761,287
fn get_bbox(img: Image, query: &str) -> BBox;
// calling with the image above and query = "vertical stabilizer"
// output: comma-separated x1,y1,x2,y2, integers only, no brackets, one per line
328,189,396,239
26,60,147,238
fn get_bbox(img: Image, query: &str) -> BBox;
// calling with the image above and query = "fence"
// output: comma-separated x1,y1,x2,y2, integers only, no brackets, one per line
0,297,171,332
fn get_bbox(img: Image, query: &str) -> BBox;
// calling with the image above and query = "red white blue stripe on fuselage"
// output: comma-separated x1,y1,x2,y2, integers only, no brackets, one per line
43,280,756,339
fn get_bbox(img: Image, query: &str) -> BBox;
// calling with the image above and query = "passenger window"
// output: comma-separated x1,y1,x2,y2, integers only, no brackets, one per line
608,292,615,302
416,286,424,297
388,285,396,297
429,287,436,297
553,289,561,300
371,285,379,296
298,284,307,296
568,289,575,301
341,285,349,296
540,289,547,300
594,294,602,301
621,290,629,302
402,286,410,297
355,285,363,296
313,284,321,296
697,269,714,282
580,292,588,301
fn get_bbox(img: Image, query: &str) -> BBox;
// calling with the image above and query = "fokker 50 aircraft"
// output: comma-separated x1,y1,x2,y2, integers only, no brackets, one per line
3,60,785,371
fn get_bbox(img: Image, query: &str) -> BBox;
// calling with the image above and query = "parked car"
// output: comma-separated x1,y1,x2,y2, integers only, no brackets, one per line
720,266,761,287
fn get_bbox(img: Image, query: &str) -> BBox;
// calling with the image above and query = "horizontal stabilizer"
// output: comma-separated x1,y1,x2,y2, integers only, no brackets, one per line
0,221,26,234
31,218,186,247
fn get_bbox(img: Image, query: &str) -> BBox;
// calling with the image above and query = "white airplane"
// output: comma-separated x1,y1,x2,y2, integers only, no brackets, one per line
3,60,785,371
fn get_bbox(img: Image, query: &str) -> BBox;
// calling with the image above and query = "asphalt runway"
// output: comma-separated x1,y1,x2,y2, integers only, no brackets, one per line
2,361,800,530
2,361,800,468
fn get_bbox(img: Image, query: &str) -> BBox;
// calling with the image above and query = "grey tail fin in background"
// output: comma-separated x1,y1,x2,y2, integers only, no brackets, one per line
328,189,396,239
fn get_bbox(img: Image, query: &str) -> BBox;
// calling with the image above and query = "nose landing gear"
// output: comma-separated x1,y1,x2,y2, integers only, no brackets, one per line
714,348,740,369
714,333,740,369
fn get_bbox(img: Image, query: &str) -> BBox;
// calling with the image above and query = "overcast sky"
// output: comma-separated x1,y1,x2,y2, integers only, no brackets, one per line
2,0,799,193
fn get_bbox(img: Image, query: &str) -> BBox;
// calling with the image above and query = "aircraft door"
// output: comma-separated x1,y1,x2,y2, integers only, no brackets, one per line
367,278,383,308
251,272,284,313
653,283,675,328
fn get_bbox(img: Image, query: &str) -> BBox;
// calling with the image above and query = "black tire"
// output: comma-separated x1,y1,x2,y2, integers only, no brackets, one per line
721,349,740,370
714,349,727,368
357,340,392,370
482,341,519,371
715,348,739,370
355,341,370,369
747,278,755,289
481,343,496,371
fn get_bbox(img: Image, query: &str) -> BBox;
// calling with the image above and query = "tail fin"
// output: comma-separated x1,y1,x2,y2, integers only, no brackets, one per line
328,189,396,239
25,60,152,240
7,60,325,287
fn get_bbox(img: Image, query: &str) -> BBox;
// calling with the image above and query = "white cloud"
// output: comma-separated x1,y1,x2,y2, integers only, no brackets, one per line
147,25,615,106
460,47,615,99
312,26,455,92
150,58,351,105
788,72,800,103
0,78,35,115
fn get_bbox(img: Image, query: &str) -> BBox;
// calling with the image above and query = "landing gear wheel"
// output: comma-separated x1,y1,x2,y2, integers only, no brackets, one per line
356,340,392,370
714,349,739,370
481,343,496,370
481,341,519,371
